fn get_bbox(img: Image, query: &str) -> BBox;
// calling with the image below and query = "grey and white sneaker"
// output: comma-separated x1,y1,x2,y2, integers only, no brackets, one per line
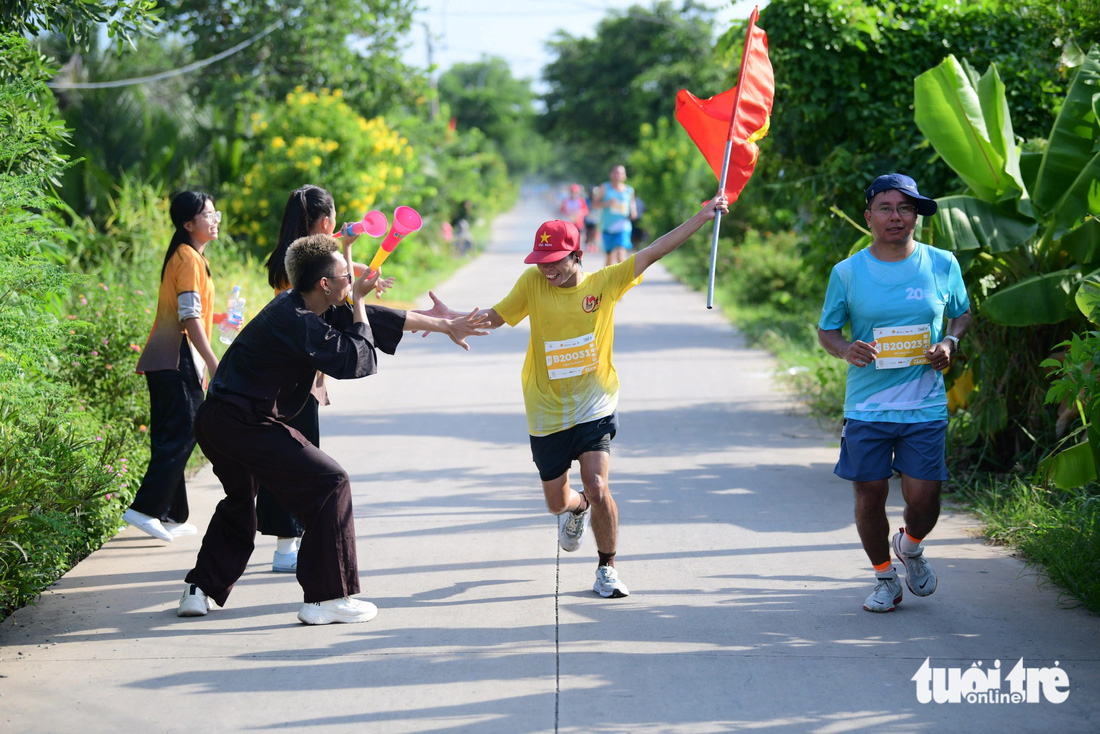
177,583,214,617
862,572,903,613
558,504,590,552
892,529,937,597
593,565,630,598
298,596,378,625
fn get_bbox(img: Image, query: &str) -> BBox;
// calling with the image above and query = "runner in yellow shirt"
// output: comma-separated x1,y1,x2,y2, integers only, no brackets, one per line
426,193,728,597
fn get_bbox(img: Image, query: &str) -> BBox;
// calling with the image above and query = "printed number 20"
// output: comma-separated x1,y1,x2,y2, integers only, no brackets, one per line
905,288,925,300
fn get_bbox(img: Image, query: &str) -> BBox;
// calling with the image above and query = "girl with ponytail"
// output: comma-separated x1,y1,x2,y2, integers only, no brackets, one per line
125,191,224,542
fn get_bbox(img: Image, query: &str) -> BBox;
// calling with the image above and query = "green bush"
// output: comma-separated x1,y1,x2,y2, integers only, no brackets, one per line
57,282,153,430
0,392,135,617
230,87,412,255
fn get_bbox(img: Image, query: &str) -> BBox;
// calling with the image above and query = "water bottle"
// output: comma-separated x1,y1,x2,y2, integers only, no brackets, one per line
219,285,245,345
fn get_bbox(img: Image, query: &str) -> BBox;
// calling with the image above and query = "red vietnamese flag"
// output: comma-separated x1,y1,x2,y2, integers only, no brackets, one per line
675,6,773,201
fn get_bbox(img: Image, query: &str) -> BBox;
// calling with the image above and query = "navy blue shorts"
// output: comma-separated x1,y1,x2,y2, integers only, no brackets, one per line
530,413,618,481
834,419,948,482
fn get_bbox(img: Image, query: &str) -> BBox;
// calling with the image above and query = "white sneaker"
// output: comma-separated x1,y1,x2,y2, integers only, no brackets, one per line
163,522,198,537
593,565,630,598
177,583,213,617
272,548,298,573
298,596,379,625
558,504,590,552
123,509,174,542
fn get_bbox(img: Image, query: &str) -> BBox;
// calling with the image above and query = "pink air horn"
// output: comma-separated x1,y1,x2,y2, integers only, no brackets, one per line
368,206,422,271
335,210,388,238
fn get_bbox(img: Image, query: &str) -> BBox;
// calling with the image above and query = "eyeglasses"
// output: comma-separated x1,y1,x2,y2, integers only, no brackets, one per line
869,204,917,217
331,272,353,283
198,210,222,224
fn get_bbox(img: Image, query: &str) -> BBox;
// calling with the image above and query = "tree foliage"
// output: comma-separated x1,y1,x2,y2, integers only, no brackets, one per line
748,0,1074,259
540,0,727,182
438,56,548,175
156,0,423,118
0,0,161,51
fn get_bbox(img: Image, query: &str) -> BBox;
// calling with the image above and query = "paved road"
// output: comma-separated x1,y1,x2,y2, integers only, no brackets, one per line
2,195,1098,733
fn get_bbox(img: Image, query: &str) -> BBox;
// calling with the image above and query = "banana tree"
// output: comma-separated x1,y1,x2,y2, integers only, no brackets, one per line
914,47,1100,323
912,46,1100,485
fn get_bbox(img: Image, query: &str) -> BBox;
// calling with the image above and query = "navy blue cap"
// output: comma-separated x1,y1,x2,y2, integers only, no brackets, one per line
865,173,938,215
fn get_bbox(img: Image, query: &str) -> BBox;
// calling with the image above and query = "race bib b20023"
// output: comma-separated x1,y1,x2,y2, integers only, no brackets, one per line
873,323,930,369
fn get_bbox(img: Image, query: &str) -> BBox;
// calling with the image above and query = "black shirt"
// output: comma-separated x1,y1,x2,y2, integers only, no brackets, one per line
208,289,405,421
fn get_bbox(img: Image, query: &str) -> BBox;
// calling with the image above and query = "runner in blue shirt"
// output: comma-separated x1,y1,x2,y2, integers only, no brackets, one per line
592,164,638,267
818,173,971,613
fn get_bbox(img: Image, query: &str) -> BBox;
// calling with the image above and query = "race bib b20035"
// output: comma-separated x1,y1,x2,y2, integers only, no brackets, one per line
873,324,930,369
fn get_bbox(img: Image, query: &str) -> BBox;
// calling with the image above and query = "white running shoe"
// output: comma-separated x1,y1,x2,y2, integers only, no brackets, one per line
593,565,630,598
297,596,379,625
862,572,903,613
163,522,198,537
123,509,174,542
558,505,590,552
177,583,213,617
892,529,937,597
272,548,298,573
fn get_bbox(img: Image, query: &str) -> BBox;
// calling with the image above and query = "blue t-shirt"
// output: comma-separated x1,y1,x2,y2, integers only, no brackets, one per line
599,184,634,235
819,243,970,423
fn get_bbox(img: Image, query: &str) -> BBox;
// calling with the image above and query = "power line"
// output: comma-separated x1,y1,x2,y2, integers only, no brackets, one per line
47,21,283,90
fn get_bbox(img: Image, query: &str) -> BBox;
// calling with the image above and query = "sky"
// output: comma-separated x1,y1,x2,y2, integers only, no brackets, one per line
402,0,764,92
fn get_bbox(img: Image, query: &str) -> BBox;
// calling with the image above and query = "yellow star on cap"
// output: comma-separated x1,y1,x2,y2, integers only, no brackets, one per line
539,232,551,244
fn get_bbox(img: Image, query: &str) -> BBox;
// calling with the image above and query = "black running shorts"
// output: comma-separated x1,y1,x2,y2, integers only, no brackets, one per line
529,413,618,481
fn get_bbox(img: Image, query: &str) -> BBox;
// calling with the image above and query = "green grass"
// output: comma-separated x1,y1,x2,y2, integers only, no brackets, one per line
948,474,1100,613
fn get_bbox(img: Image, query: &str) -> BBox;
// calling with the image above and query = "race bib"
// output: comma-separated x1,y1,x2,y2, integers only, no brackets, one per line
873,324,930,369
545,333,598,380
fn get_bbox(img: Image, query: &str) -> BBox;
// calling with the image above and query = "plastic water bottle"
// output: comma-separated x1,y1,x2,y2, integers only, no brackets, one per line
219,285,245,345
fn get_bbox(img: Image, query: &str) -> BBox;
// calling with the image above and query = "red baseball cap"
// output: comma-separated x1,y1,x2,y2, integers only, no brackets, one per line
524,220,580,264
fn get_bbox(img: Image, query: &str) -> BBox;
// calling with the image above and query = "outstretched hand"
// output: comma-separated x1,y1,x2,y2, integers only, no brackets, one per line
411,290,463,338
444,308,491,351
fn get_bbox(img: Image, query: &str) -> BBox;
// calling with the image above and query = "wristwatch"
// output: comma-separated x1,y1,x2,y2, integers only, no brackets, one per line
944,334,960,347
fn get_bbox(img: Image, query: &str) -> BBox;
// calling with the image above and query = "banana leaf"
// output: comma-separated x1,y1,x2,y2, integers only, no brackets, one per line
1032,45,1100,236
1039,440,1097,490
1062,218,1100,267
931,195,1036,253
981,269,1080,326
914,55,1023,203
1075,268,1100,323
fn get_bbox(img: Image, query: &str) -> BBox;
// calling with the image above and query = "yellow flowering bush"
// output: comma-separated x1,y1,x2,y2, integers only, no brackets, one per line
231,88,413,255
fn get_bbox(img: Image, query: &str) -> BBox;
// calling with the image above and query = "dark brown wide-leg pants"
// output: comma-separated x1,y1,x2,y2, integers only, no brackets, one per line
185,398,359,605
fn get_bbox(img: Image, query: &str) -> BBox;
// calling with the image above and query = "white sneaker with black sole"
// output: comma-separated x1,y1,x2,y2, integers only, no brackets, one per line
593,565,630,598
298,596,378,625
177,583,213,617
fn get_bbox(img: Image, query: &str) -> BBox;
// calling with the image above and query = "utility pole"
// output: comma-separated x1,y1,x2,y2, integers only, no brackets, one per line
424,22,439,121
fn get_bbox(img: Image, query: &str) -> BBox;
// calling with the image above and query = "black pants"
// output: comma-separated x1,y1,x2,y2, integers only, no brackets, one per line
129,342,203,523
186,398,360,605
255,395,316,538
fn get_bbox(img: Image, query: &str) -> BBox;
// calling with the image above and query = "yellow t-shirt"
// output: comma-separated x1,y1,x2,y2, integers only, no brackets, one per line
494,256,642,436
